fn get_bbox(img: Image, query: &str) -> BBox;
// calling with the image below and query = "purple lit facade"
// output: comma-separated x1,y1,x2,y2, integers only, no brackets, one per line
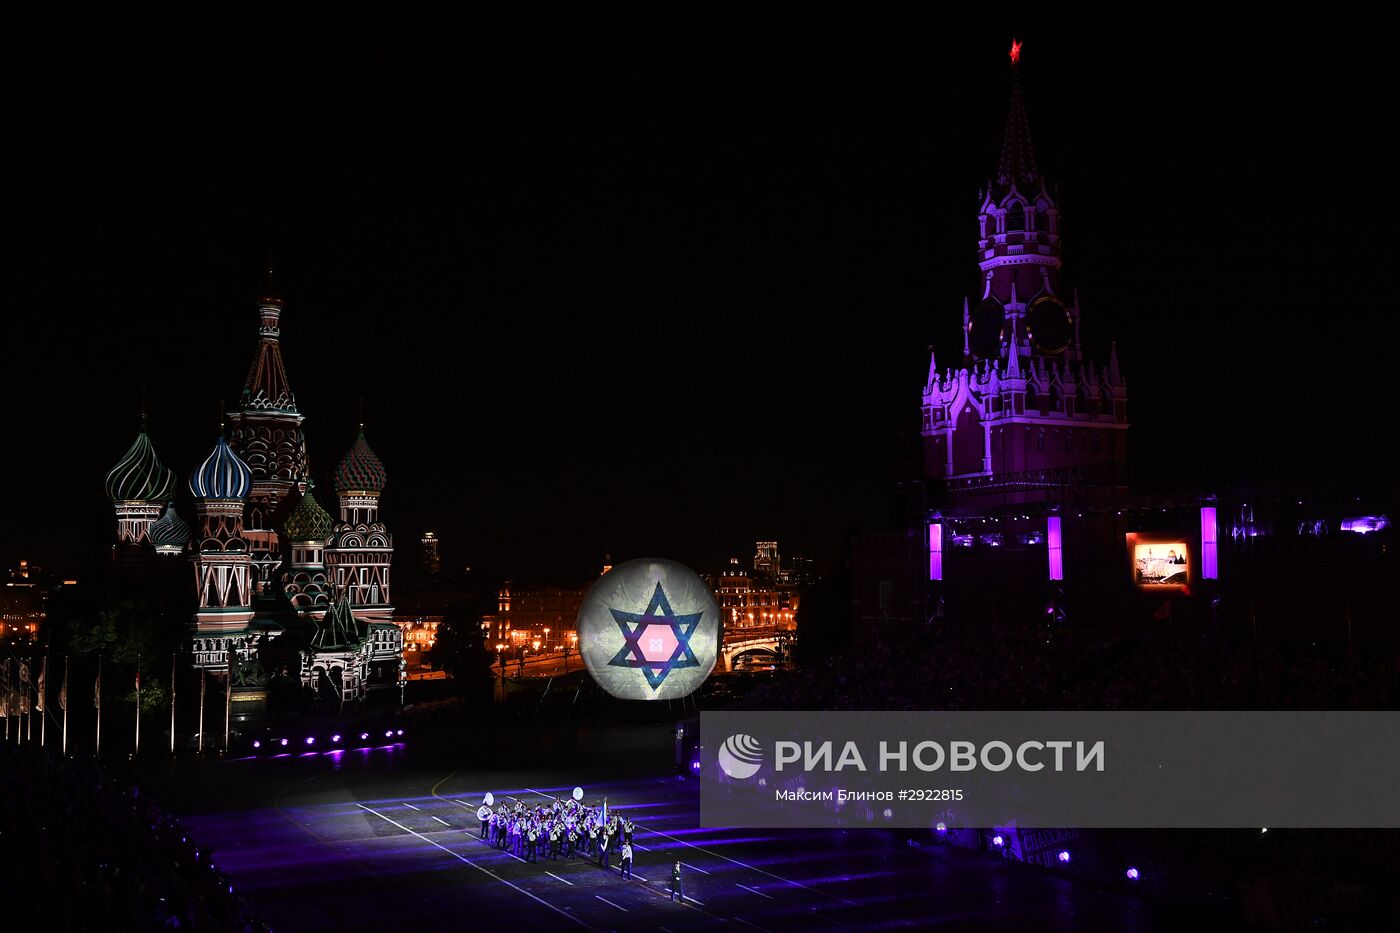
919,69,1127,509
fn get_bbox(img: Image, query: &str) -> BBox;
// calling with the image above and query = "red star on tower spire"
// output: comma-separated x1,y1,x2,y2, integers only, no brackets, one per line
1010,38,1022,67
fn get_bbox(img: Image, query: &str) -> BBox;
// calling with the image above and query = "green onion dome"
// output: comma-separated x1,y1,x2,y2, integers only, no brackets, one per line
283,481,334,541
105,430,177,503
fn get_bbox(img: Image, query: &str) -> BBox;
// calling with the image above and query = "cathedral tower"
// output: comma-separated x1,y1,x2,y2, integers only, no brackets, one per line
921,43,1128,505
225,270,308,593
104,420,177,546
189,432,255,644
326,425,394,623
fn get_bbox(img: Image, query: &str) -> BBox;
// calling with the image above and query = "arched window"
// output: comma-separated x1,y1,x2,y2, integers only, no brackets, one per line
1006,201,1025,231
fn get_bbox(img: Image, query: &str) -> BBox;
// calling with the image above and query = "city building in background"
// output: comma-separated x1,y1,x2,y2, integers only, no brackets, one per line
2,560,72,648
710,554,800,632
102,276,404,706
753,541,780,581
482,582,585,653
421,530,441,582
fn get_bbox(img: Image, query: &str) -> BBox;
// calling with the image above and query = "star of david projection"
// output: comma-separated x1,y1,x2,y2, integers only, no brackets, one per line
608,581,703,690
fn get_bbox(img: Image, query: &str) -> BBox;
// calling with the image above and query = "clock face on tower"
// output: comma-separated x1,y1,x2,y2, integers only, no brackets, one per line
969,298,1005,359
1026,296,1072,354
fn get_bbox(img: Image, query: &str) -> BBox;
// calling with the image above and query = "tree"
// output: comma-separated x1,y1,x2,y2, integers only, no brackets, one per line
70,600,179,666
428,598,494,702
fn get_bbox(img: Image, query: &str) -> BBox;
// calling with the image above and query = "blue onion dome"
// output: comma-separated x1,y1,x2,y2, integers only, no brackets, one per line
283,481,333,541
189,434,253,500
334,426,387,495
105,430,177,502
148,502,192,554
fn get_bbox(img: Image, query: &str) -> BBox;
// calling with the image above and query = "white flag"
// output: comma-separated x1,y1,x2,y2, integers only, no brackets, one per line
36,658,46,713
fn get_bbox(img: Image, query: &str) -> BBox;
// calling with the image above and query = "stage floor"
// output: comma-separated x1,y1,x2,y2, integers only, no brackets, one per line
149,743,1177,932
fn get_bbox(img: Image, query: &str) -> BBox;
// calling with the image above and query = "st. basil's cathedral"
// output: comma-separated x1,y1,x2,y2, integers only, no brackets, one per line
101,279,404,706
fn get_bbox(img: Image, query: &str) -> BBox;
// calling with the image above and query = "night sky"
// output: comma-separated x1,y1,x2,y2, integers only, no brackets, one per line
9,12,1390,584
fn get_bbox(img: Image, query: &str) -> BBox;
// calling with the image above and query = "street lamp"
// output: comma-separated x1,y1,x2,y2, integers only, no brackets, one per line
543,627,550,651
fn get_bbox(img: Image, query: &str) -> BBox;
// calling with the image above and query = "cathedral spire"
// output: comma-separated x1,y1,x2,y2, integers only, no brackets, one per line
927,346,938,385
243,270,296,412
997,46,1040,189
1108,339,1122,384
1005,318,1022,377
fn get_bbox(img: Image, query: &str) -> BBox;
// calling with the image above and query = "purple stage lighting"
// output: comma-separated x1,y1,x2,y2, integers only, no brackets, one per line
992,835,1005,847
359,732,369,740
279,738,288,747
935,822,947,833
691,760,701,771
928,521,943,581
252,740,261,749
385,730,394,738
1047,516,1063,580
331,734,341,742
1058,850,1071,863
1126,867,1140,880
1201,505,1218,578
396,729,404,736
305,736,315,745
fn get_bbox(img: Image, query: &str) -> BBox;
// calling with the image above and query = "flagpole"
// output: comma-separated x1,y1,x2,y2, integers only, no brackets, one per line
135,653,141,757
62,655,69,757
224,670,232,752
39,649,48,749
198,667,206,755
169,653,177,755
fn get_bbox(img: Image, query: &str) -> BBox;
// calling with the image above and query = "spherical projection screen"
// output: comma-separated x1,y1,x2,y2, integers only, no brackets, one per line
576,558,721,701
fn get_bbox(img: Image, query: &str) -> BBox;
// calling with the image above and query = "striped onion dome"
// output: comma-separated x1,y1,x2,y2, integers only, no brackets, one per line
334,426,387,495
189,434,253,500
148,502,192,554
104,430,177,502
283,481,333,541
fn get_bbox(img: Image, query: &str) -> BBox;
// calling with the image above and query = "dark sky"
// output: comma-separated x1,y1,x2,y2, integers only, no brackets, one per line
9,11,1390,584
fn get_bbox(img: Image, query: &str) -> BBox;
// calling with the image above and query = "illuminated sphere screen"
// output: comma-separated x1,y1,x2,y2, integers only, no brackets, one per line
576,558,721,701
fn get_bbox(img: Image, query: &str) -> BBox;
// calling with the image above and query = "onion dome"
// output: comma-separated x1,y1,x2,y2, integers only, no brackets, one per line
334,426,387,495
148,502,192,555
189,434,253,500
105,430,177,502
283,481,333,541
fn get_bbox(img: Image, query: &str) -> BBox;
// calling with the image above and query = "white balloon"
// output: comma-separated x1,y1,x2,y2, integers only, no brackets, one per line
572,786,584,801
576,558,720,701
483,792,494,807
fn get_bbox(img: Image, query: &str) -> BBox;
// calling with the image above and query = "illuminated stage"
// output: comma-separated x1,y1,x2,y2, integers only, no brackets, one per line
156,743,1183,932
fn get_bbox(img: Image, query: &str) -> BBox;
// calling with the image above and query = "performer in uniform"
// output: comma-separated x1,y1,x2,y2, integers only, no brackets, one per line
671,861,683,902
619,841,633,880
